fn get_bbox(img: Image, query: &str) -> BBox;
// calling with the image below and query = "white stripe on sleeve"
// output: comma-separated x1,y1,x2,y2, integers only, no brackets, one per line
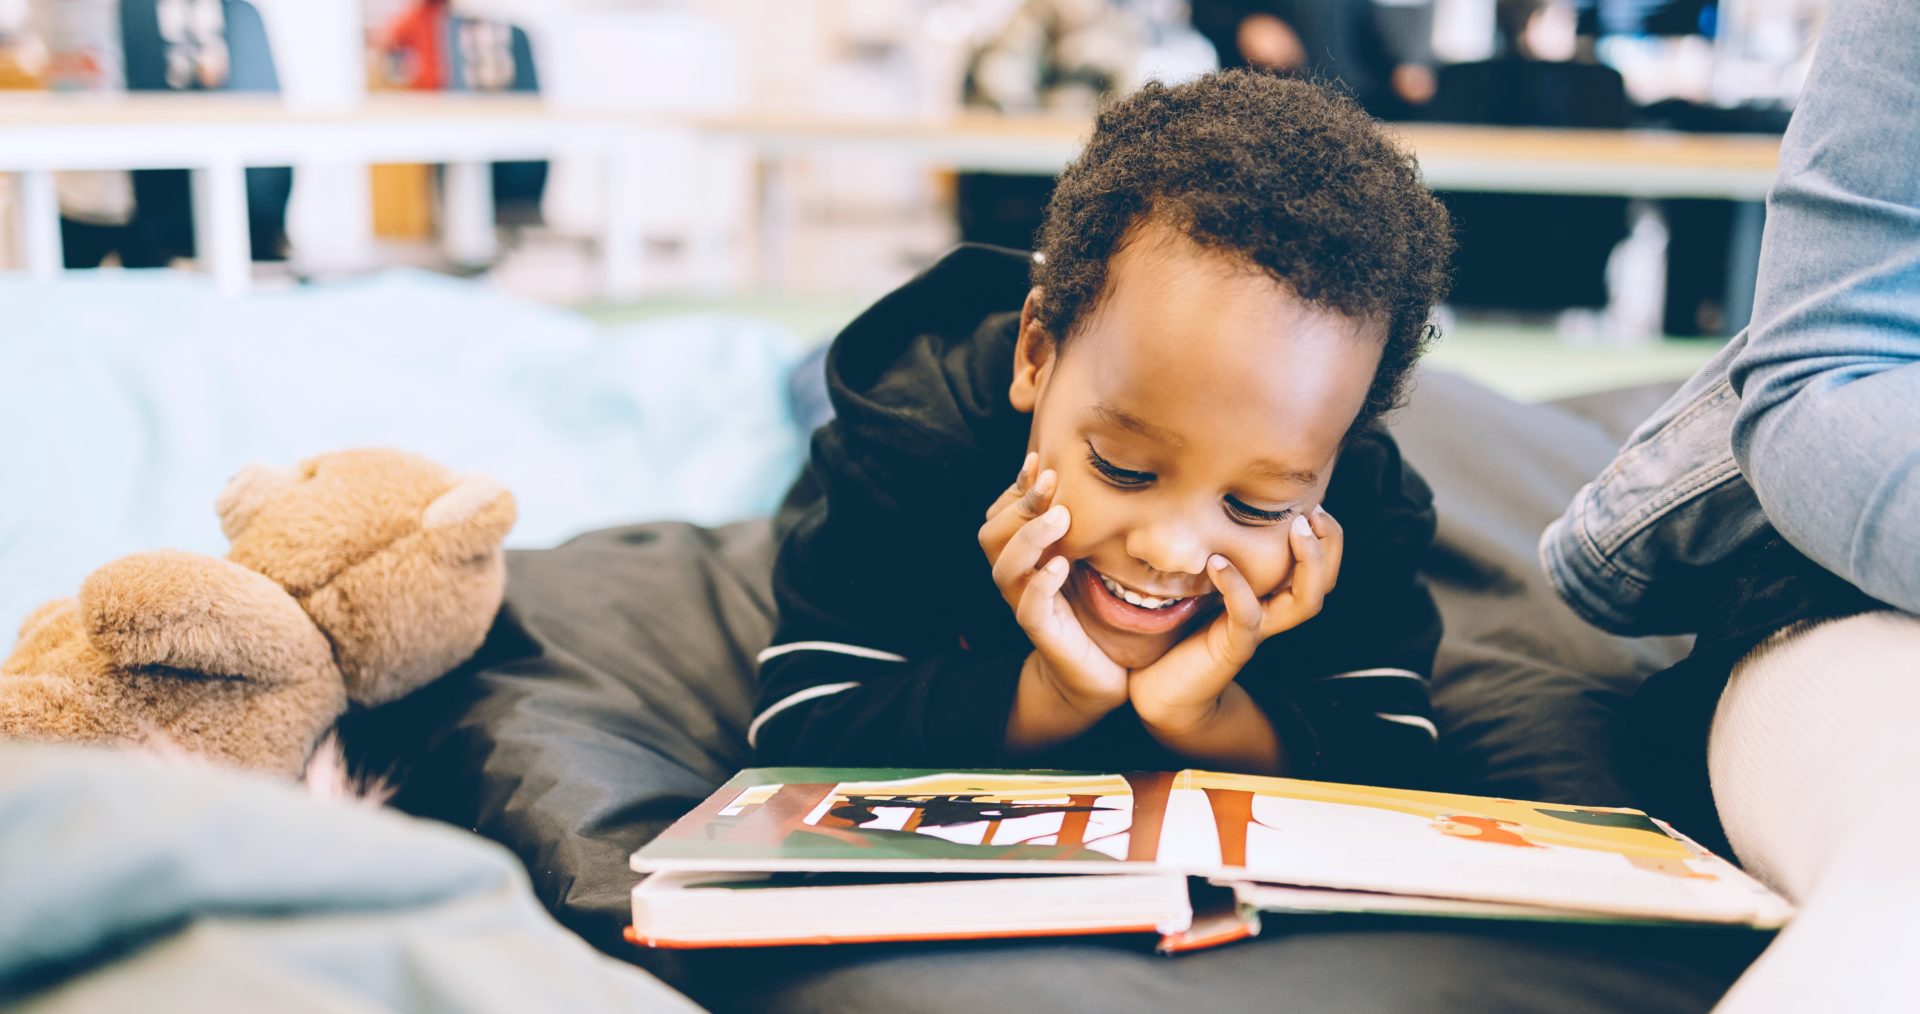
1317,667,1424,681
1374,712,1439,740
756,641,908,664
747,681,863,747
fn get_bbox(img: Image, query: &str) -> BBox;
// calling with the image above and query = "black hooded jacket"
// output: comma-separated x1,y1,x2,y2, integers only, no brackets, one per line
754,245,1442,786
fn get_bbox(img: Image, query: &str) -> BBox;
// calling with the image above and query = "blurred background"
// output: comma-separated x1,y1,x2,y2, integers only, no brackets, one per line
0,1,1822,331
0,0,1823,646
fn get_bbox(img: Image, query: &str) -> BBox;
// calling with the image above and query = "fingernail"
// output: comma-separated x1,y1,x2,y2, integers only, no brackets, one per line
1312,504,1329,519
1292,514,1312,537
1046,504,1068,524
1036,469,1056,492
1209,554,1228,571
1021,451,1037,476
1048,556,1069,573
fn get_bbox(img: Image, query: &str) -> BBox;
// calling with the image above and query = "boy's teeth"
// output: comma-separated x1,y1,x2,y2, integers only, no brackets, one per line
1098,573,1183,610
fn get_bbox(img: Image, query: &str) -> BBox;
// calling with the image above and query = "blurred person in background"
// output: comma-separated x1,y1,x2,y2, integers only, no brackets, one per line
1428,0,1625,127
1425,0,1631,318
1188,0,1435,119
957,0,1211,250
27,0,137,265
966,0,1147,117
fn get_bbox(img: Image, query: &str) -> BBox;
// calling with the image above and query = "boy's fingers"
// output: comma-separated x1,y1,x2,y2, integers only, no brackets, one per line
978,470,1057,557
985,453,1040,520
1016,555,1071,630
1016,469,1057,519
1309,505,1344,587
984,468,1055,527
1207,555,1264,660
983,468,1059,553
1264,514,1331,634
986,483,1020,521
991,504,1070,591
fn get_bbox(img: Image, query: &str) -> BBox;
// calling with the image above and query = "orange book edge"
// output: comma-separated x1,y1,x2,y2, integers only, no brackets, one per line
624,922,1164,950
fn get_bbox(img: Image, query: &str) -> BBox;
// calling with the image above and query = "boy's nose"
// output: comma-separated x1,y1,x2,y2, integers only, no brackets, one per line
1124,522,1209,579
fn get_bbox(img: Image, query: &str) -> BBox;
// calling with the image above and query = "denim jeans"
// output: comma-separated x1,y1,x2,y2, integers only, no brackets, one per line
1542,0,1920,634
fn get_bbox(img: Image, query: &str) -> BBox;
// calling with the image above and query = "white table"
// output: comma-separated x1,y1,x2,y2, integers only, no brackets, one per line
0,93,660,296
700,112,1784,199
705,112,1781,325
4,96,1785,306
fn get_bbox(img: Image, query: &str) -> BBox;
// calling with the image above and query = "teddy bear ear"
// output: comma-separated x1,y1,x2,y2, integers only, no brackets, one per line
422,473,517,561
215,462,300,542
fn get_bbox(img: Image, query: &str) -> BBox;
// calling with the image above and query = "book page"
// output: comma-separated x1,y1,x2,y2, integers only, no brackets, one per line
636,768,1165,873
1170,770,1790,925
633,766,1791,925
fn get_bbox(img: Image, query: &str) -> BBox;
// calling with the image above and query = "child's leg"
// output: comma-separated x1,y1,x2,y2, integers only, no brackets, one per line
1707,611,1920,1013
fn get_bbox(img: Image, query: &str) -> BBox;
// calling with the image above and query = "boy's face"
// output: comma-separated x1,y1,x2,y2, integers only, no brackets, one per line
1010,224,1382,669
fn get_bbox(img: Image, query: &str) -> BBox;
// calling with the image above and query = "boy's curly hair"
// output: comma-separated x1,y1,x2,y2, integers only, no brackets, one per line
1031,70,1453,427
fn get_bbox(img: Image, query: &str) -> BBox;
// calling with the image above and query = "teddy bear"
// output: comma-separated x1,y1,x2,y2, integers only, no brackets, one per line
0,449,516,779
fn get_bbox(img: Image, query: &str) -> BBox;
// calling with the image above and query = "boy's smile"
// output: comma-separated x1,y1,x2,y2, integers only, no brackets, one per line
1009,220,1382,669
1069,559,1210,637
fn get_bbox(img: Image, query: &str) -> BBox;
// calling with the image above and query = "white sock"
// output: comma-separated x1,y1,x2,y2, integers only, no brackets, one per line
1707,611,1920,1013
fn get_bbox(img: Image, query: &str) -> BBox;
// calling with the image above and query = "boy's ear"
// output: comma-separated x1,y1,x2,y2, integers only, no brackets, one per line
1010,287,1056,414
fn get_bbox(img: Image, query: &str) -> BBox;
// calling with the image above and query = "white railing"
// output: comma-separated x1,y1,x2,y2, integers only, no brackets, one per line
0,93,664,295
2,94,1784,297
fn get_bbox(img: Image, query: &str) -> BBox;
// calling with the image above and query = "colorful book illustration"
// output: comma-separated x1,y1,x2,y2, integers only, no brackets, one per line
628,768,1792,949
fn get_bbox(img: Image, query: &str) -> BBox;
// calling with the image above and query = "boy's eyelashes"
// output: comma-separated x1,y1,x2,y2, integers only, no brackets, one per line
1224,497,1296,526
1085,443,1152,488
1082,442,1297,527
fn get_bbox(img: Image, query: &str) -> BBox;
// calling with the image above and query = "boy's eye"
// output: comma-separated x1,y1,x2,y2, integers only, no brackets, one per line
1225,496,1295,526
1086,444,1153,488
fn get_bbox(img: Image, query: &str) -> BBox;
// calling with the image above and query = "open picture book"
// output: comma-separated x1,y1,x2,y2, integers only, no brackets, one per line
627,768,1792,951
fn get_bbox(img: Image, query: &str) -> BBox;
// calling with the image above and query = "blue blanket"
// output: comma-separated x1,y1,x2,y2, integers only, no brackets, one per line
0,742,698,1010
0,270,808,654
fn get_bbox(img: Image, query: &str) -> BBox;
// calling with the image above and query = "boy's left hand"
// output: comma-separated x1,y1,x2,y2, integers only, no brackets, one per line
1128,507,1343,735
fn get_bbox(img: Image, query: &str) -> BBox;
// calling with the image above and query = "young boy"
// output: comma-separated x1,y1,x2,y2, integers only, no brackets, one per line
752,71,1453,785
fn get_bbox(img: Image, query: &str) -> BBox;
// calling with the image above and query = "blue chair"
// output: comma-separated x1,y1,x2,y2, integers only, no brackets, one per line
63,0,292,268
445,16,547,224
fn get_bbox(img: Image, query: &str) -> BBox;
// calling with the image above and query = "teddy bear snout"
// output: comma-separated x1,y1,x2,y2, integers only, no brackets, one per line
216,463,301,540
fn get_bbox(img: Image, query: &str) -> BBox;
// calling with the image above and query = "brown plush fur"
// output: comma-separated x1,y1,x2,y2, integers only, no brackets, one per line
0,449,514,778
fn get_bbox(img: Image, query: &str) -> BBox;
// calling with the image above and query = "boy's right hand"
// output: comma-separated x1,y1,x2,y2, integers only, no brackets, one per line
979,454,1128,732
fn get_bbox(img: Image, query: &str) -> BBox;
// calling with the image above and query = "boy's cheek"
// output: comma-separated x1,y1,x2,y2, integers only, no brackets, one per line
1046,513,1109,566
1044,473,1120,555
1049,507,1102,560
1039,463,1090,525
1234,541,1297,598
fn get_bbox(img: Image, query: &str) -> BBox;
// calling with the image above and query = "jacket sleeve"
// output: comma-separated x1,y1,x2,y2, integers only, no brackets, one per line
1241,584,1441,788
1726,0,1920,615
752,428,1026,769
